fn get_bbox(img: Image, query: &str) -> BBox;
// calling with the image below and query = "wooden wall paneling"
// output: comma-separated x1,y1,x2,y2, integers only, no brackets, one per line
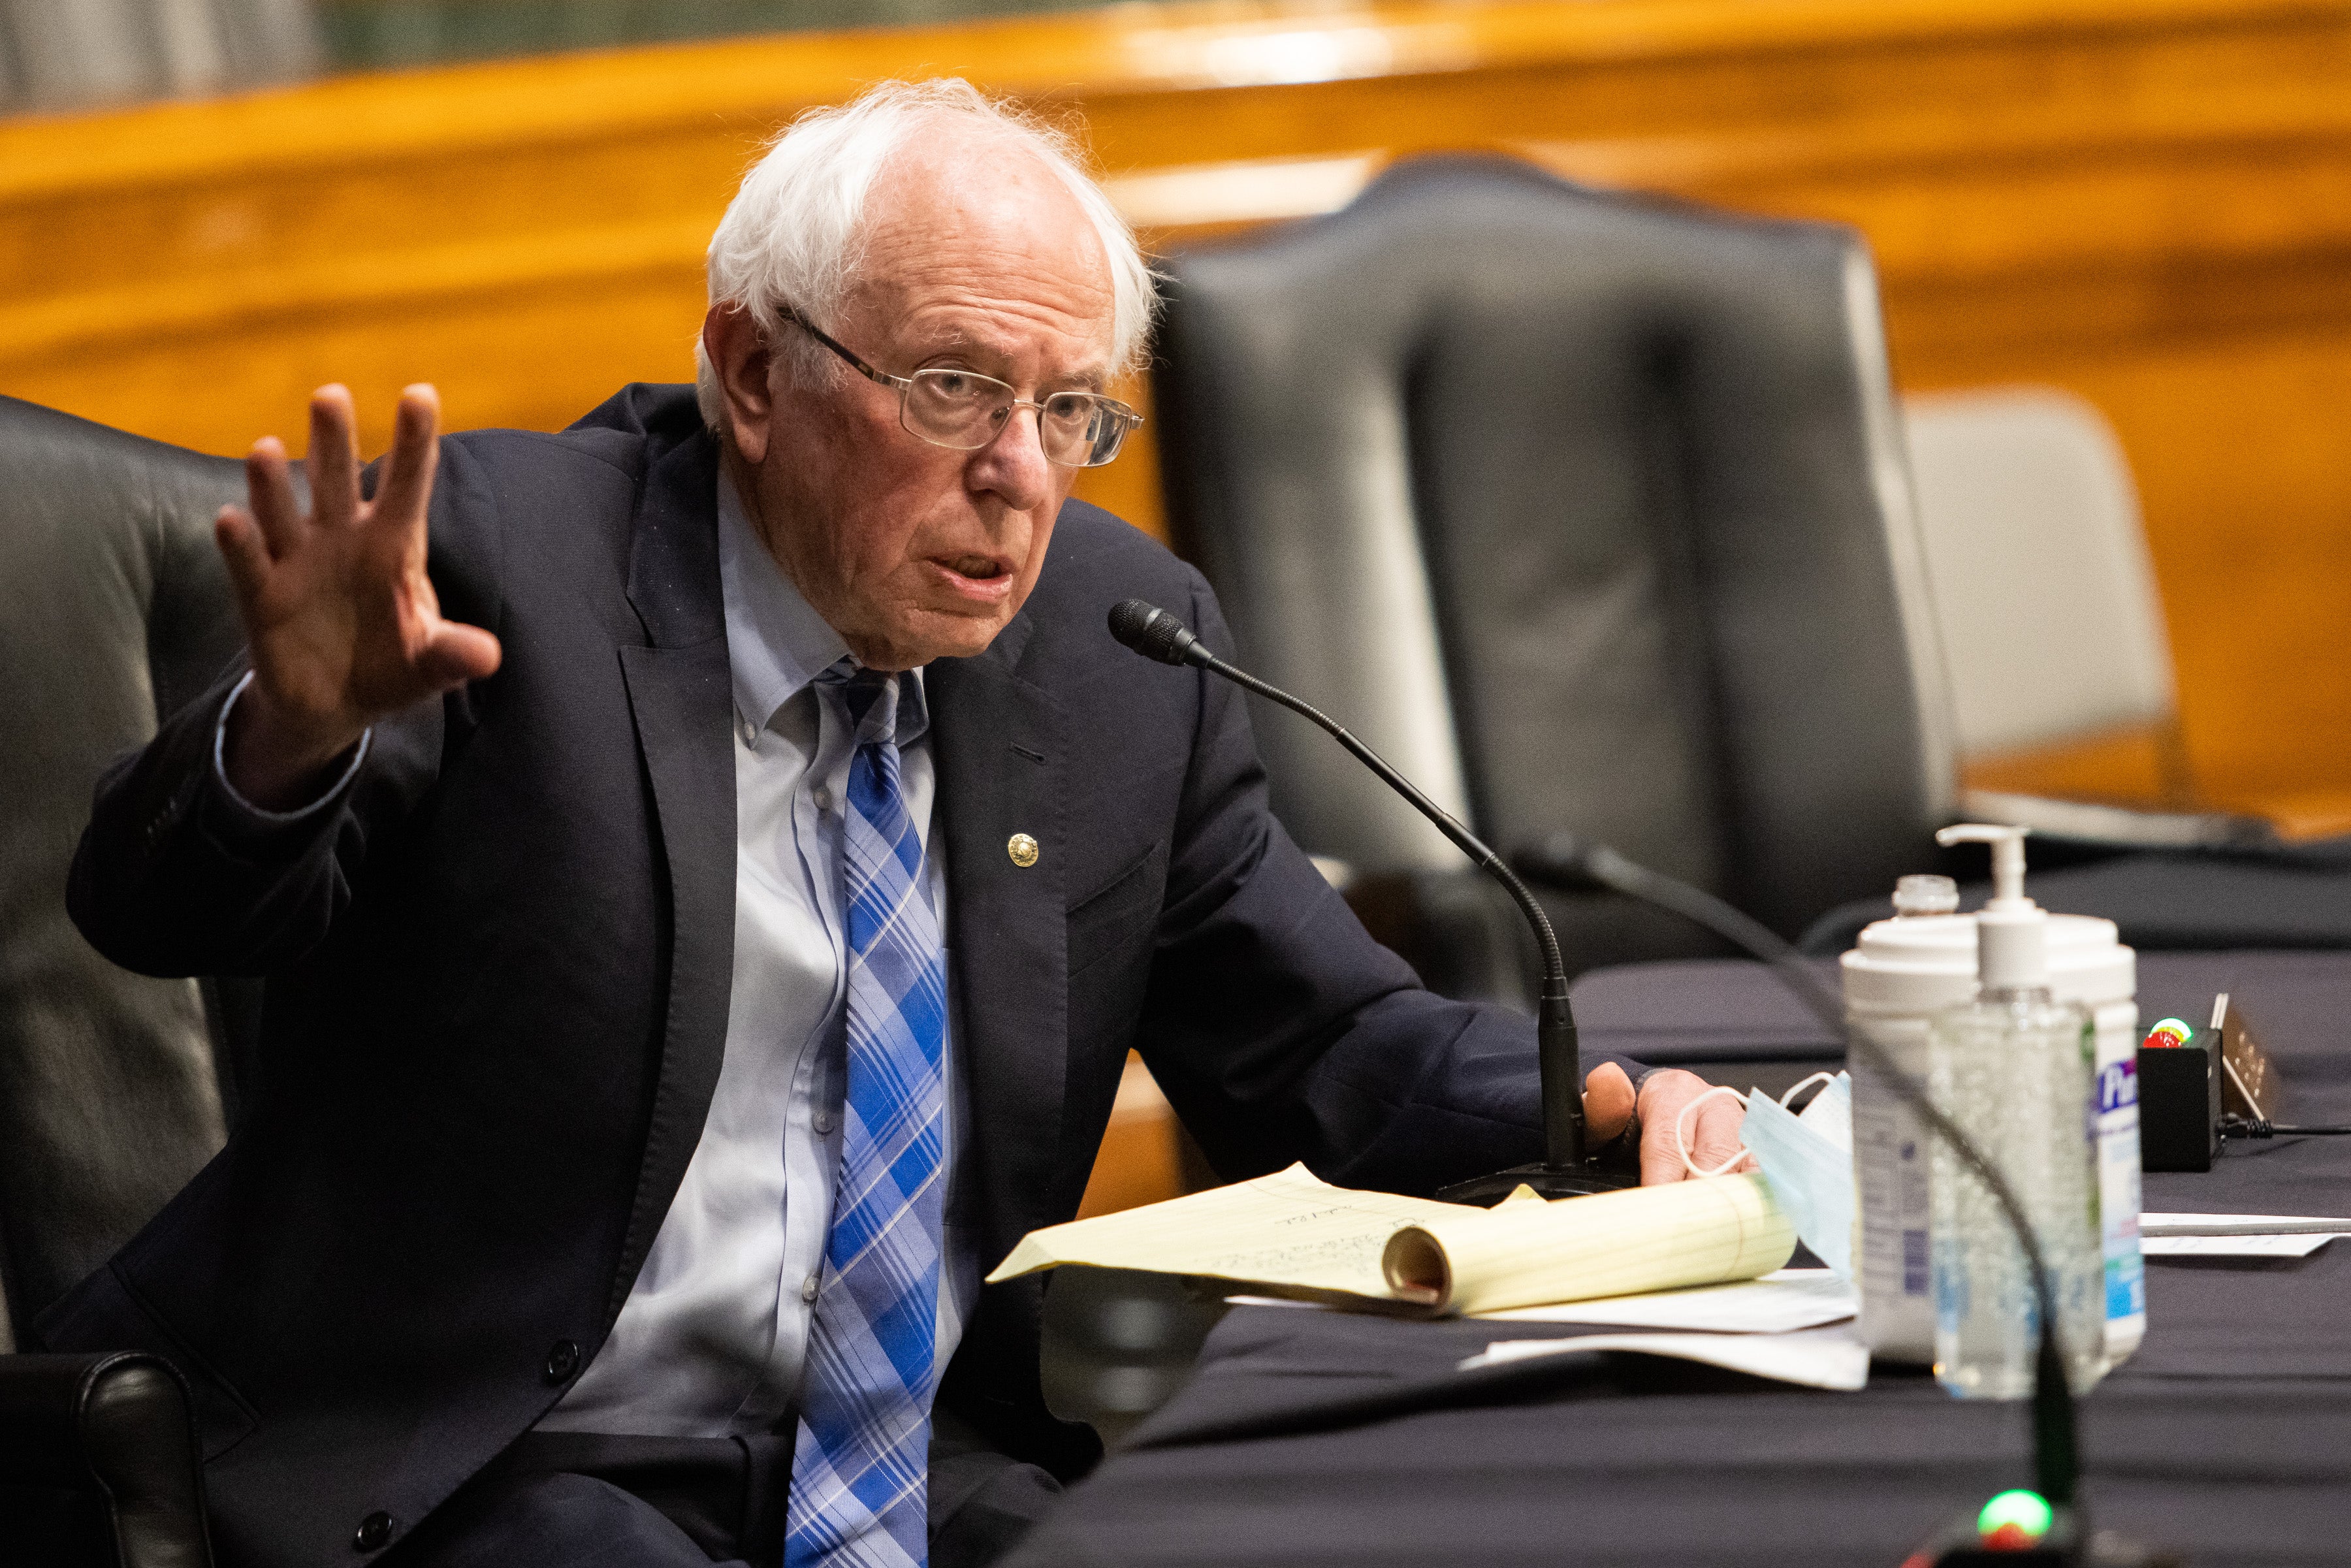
1074,1053,1183,1219
3,0,2348,808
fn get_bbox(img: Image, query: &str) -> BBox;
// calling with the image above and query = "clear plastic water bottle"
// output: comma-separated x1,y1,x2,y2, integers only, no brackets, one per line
1929,869,2105,1400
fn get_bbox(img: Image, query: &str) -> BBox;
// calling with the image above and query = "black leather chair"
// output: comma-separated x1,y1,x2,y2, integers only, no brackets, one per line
0,395,270,1564
1153,157,1956,997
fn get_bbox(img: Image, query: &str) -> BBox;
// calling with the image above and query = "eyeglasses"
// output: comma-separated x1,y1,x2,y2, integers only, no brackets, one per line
776,304,1142,469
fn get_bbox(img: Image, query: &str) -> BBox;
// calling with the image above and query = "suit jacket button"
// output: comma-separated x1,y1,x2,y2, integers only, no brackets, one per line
353,1511,396,1552
543,1339,583,1383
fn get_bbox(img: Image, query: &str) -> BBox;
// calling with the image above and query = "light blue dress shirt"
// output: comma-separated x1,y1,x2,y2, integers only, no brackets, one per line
541,473,978,1436
211,472,978,1439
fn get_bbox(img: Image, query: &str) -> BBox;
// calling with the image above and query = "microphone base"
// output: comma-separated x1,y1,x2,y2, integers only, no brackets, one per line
1908,1504,2176,1567
1435,1162,1634,1206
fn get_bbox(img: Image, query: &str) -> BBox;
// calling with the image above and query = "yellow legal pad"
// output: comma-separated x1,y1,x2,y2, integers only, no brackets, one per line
986,1163,1795,1317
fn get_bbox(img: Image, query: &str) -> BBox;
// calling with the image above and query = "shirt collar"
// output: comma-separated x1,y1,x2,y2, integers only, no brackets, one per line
717,465,850,735
715,466,928,744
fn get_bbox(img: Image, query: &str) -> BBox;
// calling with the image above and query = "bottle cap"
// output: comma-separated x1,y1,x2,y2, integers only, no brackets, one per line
1975,904,2049,990
1893,874,1960,916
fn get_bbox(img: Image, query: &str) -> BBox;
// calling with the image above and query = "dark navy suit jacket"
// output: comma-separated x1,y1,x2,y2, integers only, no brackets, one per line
51,384,1608,1566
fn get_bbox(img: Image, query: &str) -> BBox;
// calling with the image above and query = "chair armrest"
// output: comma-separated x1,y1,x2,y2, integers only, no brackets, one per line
1958,789,2277,852
0,1351,213,1568
1341,867,1537,1009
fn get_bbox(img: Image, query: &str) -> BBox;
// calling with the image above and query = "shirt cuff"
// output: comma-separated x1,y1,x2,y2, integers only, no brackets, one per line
211,671,373,825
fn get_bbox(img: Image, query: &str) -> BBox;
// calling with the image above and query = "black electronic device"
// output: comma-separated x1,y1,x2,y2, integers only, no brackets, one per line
2142,999,2344,1156
2135,1036,2220,1172
1106,598,1620,1200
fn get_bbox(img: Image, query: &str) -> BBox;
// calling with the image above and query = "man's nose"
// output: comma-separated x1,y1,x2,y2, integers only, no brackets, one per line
967,406,1053,511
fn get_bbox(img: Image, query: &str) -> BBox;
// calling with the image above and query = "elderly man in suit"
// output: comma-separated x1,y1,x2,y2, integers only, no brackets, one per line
54,80,1746,1568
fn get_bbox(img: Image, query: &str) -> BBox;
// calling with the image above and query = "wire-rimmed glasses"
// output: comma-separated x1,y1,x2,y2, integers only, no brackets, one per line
777,304,1142,468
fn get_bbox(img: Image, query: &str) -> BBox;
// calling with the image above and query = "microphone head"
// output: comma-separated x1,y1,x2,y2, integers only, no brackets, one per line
1512,832,1606,891
1108,599,1198,666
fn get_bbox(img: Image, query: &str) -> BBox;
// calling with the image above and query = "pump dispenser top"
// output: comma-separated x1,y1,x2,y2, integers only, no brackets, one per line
1935,823,2048,991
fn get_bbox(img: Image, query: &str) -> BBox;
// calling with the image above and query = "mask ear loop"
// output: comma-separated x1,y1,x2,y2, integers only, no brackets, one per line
1778,1070,1836,1110
1674,1085,1751,1179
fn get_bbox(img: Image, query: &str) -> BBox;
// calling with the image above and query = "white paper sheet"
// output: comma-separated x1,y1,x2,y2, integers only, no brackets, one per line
1469,1268,1857,1334
2141,1212,2351,1238
1459,1325,1869,1391
2139,1213,2351,1257
2142,1232,2343,1258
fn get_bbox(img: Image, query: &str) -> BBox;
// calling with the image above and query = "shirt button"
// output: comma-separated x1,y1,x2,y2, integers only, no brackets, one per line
543,1339,582,1384
353,1511,397,1553
801,1275,822,1304
813,1110,835,1134
739,717,758,747
813,786,833,812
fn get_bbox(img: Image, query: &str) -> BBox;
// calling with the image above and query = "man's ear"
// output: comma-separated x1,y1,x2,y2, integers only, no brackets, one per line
701,303,774,465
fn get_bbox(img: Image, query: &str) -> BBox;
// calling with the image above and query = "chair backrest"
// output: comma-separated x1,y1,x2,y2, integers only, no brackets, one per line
1902,387,2177,759
0,397,252,1350
1153,157,1953,942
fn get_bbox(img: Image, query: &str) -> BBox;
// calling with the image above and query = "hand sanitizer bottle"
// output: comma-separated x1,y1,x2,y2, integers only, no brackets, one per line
1847,832,2143,1368
1929,825,2106,1400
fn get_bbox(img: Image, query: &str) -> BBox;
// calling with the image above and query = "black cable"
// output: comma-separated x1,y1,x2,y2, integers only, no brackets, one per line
1516,832,2081,1509
2220,1117,2351,1140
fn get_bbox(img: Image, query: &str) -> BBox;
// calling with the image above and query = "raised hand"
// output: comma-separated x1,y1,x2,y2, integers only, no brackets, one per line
213,385,501,810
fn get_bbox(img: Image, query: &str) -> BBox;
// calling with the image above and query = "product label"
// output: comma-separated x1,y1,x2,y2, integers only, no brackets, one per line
2096,1057,2146,1331
1852,1018,1936,1358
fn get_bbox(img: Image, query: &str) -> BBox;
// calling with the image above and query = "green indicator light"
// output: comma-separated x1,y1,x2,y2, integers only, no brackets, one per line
1977,1490,2053,1540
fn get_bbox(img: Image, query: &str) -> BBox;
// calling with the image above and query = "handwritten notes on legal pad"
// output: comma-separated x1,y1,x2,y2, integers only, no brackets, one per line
987,1164,1462,1305
986,1163,1796,1316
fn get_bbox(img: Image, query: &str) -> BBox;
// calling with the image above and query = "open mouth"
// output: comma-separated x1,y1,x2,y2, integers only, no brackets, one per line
942,554,1010,583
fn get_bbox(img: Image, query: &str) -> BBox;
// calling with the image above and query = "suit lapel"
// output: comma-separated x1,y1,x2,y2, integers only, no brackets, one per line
929,620,1071,1268
601,426,1073,1300
610,428,737,1319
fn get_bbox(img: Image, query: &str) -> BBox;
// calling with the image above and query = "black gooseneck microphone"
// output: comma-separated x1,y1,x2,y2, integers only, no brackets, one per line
1107,598,1621,1200
1110,598,2145,1563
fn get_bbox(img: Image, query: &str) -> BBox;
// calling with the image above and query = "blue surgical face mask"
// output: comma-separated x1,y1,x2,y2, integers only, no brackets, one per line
1676,1072,1856,1278
1738,1074,1855,1278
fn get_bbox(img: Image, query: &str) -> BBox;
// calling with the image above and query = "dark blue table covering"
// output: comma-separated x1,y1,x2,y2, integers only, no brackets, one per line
1005,952,2351,1568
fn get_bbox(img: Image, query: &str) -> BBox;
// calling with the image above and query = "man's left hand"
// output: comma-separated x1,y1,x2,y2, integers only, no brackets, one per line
1582,1063,1751,1185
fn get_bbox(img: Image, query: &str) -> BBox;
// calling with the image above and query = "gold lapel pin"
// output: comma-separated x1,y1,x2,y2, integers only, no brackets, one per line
1006,833,1040,869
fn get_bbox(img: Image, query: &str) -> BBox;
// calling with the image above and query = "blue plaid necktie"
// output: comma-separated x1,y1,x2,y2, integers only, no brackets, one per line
788,663,948,1568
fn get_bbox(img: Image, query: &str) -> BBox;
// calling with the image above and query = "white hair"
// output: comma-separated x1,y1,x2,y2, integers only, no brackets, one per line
695,78,1155,428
